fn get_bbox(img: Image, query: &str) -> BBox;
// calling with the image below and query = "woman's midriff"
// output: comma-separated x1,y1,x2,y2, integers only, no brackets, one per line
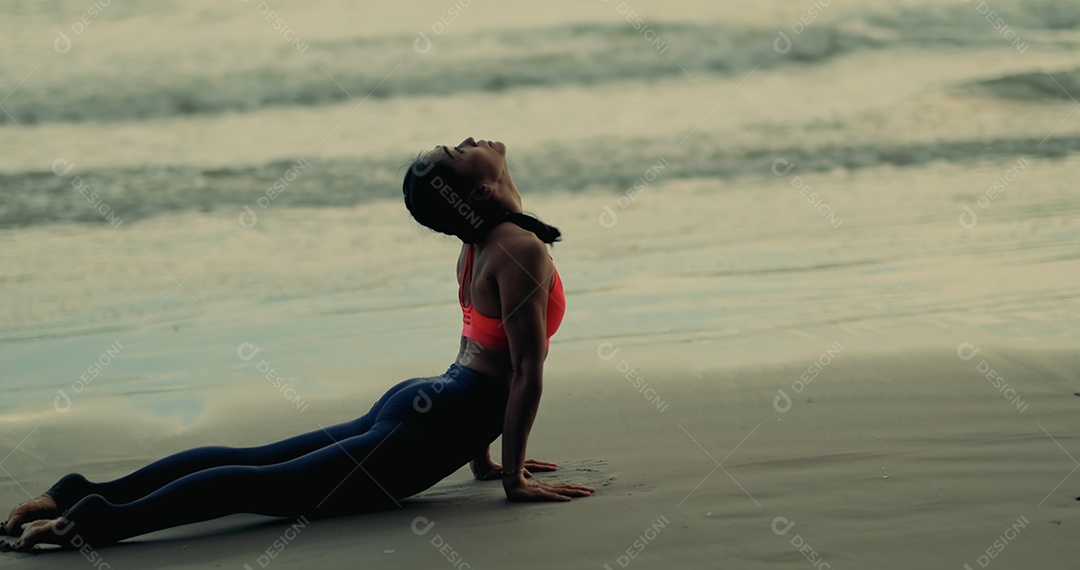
454,335,547,389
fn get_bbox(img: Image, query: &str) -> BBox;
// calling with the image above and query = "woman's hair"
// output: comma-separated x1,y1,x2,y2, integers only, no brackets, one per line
402,155,561,244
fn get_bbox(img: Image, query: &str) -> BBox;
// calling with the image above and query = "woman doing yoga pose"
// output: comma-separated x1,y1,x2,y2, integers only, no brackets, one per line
3,137,594,551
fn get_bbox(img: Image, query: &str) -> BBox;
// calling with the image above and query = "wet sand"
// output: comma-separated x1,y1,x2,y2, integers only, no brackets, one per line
1,339,1077,568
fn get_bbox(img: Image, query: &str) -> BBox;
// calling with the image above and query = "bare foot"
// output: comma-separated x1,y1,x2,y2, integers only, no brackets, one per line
2,495,59,537
14,518,77,552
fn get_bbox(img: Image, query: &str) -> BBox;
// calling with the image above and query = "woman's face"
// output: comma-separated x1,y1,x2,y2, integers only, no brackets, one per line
428,137,520,211
430,137,506,181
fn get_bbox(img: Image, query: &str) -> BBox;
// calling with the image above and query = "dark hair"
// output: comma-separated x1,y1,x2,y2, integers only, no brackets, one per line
402,155,561,244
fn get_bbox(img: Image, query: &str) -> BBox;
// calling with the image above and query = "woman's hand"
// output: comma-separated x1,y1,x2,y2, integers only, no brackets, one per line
471,458,559,481
503,473,595,502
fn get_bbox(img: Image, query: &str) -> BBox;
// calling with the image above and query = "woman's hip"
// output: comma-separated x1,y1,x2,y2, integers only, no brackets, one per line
374,364,507,428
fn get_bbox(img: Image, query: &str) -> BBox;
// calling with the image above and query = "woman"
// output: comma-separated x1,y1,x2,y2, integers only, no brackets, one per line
3,137,593,551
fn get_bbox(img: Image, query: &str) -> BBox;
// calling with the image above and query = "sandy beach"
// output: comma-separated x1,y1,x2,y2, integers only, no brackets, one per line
2,340,1077,569
3,0,1080,567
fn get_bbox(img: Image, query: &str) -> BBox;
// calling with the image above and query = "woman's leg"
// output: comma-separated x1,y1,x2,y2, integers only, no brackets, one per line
56,420,411,546
45,377,428,509
31,366,505,547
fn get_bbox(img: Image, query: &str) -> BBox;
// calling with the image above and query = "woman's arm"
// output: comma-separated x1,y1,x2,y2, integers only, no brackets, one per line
496,238,549,482
494,237,593,501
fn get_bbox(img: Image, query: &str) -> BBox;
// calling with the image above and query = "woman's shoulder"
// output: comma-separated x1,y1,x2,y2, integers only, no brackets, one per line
474,226,550,290
488,223,549,262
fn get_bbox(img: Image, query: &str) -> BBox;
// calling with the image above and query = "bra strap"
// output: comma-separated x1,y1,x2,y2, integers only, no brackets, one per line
459,244,473,308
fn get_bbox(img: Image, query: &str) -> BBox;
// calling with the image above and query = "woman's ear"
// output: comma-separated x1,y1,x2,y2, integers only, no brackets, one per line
469,184,495,203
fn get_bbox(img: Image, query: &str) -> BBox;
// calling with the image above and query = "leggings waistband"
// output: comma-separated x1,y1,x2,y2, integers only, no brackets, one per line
443,362,499,385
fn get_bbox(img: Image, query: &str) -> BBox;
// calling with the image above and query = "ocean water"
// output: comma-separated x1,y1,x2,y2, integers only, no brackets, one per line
1,0,1078,420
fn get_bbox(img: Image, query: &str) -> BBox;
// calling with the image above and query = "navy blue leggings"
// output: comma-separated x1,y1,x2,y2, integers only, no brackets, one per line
45,363,507,546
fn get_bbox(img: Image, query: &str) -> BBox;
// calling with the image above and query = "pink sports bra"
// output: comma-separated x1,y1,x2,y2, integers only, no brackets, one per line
459,244,565,349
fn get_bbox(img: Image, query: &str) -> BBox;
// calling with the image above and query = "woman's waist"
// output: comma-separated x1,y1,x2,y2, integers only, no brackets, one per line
451,352,518,391
445,361,498,382
458,335,552,381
